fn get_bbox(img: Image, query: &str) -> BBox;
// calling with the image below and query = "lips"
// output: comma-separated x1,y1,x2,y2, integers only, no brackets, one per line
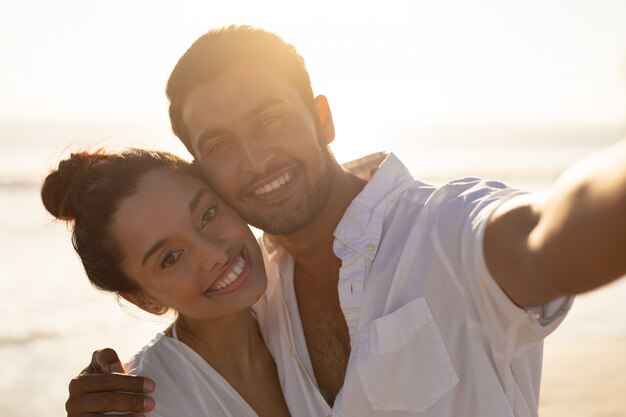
245,165,298,204
253,170,292,195
206,251,248,294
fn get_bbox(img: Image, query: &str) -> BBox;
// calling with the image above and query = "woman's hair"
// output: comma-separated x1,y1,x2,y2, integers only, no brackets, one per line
41,148,194,297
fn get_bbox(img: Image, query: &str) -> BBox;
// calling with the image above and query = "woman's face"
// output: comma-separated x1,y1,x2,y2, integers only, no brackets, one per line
112,169,266,320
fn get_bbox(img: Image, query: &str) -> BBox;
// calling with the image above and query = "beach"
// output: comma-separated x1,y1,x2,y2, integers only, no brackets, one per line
539,276,626,417
541,339,626,417
3,0,626,414
1,121,625,417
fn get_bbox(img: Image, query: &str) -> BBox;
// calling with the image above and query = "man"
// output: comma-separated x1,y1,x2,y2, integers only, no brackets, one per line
65,25,626,416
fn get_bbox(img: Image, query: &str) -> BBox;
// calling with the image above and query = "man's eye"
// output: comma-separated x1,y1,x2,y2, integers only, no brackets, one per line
205,138,231,155
161,250,183,269
201,207,217,227
260,113,282,128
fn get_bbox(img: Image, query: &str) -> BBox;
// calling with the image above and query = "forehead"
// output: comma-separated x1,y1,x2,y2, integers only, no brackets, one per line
111,170,209,251
124,169,204,208
181,62,307,130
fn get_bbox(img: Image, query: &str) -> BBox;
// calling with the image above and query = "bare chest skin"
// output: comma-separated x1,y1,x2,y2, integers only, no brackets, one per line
294,263,351,406
224,353,291,417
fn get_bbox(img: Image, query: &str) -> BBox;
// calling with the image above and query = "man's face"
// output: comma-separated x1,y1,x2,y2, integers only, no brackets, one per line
181,62,335,234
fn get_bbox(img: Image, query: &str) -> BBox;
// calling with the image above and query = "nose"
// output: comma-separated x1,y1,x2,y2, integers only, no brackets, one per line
239,134,275,175
195,236,230,272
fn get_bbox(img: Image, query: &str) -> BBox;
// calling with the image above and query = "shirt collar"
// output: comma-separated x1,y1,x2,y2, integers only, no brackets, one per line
261,152,410,262
260,232,283,264
333,153,418,260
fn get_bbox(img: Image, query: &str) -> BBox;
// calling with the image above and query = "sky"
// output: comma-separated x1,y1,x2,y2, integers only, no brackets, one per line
1,0,625,142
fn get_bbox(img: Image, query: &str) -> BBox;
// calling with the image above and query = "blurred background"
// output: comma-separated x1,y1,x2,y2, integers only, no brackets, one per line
1,1,625,416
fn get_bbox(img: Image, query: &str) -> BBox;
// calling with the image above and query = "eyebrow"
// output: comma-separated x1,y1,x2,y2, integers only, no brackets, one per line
142,238,166,266
141,189,210,266
194,98,285,151
189,188,209,213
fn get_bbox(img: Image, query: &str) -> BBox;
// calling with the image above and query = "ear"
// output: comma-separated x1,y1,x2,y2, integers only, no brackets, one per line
120,291,167,315
314,95,335,145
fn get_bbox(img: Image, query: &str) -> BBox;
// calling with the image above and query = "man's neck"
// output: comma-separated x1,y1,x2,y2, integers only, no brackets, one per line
271,163,367,277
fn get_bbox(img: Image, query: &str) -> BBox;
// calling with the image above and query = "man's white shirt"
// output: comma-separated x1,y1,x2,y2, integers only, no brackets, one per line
261,153,572,417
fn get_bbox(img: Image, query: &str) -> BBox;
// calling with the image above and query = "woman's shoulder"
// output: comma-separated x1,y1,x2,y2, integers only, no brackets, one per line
125,332,170,375
124,333,259,417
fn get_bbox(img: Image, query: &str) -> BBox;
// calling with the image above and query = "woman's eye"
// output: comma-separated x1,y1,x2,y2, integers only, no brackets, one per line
201,207,217,227
161,250,183,269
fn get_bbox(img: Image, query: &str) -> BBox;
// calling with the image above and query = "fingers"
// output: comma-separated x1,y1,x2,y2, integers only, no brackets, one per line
65,390,155,416
80,415,145,417
66,372,156,416
82,348,125,374
69,373,155,396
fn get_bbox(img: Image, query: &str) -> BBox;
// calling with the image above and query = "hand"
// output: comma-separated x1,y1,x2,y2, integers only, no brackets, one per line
65,348,155,417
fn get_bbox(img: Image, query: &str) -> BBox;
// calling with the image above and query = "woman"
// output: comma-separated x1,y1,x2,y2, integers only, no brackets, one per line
41,149,329,417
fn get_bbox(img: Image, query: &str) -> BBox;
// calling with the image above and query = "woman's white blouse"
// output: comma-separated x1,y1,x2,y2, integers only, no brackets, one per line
126,272,331,417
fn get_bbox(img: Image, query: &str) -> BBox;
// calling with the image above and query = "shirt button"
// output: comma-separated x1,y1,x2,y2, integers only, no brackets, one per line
289,347,297,357
366,243,376,252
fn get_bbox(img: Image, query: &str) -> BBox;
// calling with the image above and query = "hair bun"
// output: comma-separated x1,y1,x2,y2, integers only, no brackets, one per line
41,151,109,221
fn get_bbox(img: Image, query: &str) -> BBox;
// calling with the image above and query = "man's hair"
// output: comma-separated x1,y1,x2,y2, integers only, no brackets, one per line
166,25,316,156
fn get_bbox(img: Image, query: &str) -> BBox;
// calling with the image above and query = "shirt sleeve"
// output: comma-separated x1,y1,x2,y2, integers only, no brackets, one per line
430,178,572,348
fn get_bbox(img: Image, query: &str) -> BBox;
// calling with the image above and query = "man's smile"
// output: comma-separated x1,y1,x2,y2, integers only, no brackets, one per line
253,170,293,195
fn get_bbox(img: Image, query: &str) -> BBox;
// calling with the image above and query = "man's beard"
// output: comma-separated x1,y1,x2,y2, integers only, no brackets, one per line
245,150,334,235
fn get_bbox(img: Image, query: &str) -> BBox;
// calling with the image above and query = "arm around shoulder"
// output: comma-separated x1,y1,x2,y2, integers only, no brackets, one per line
484,138,626,308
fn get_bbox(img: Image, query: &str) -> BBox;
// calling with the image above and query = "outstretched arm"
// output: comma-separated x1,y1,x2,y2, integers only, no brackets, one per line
65,348,155,417
484,138,626,308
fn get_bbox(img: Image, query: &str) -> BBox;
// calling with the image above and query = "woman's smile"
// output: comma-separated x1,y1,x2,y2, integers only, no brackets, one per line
206,249,250,294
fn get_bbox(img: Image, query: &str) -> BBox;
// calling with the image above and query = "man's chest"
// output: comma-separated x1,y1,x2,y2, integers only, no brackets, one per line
294,269,351,405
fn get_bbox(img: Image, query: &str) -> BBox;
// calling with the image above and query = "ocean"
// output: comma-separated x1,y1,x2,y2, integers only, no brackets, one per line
1,120,625,416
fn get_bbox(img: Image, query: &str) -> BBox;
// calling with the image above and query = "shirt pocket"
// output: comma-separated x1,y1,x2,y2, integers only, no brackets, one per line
355,297,459,413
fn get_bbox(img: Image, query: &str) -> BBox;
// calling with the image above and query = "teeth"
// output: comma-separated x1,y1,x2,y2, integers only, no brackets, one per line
209,255,245,292
254,171,292,195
